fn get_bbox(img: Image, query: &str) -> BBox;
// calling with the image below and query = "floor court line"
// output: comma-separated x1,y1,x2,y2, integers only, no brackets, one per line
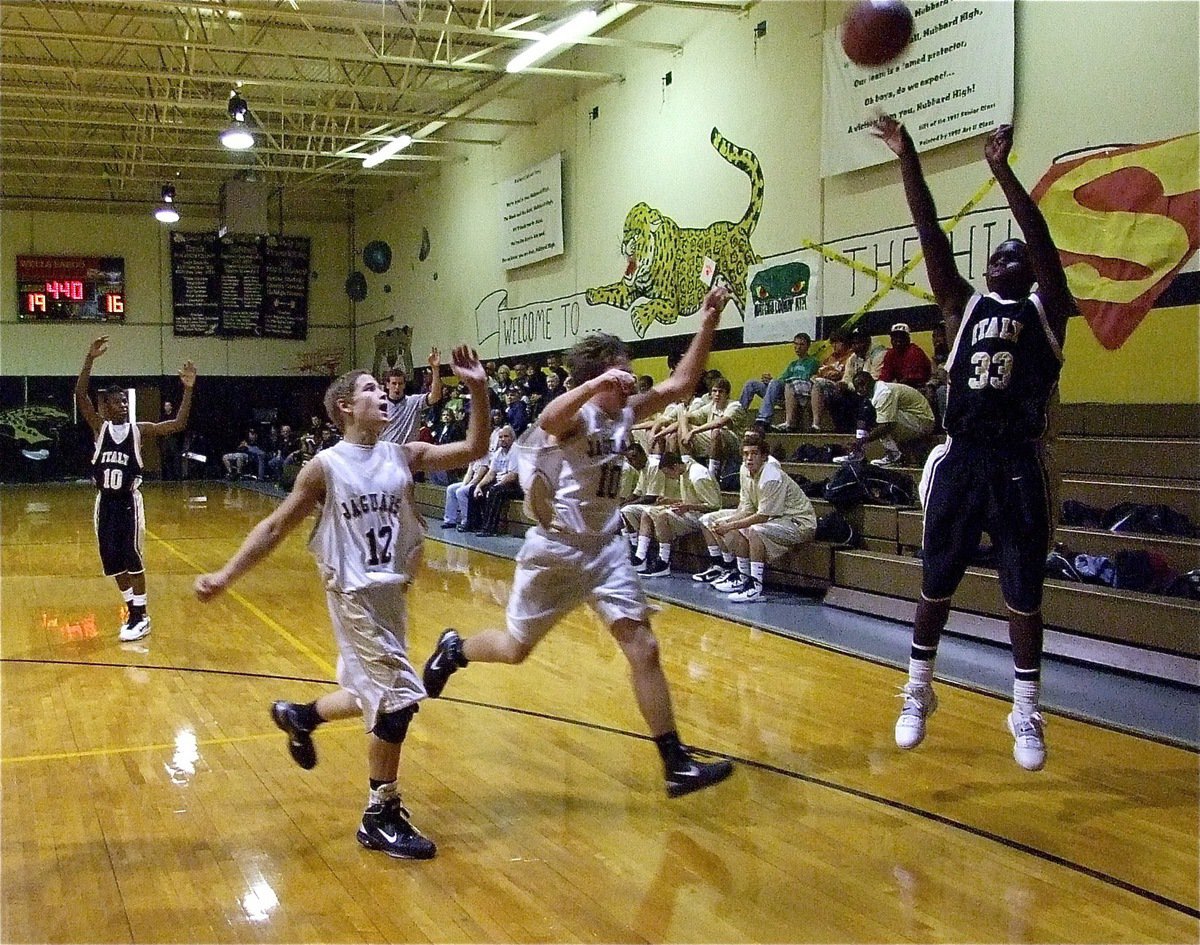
144,524,335,676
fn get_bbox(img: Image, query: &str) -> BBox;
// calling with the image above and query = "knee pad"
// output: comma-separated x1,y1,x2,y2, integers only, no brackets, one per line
373,703,418,744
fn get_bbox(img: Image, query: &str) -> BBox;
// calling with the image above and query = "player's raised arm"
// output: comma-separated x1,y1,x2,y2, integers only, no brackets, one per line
141,360,197,437
75,336,108,436
871,114,974,333
406,346,490,473
984,124,1076,341
630,283,729,423
194,457,326,601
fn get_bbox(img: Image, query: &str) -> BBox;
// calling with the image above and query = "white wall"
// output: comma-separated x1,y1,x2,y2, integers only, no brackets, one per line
353,0,1199,375
0,208,352,377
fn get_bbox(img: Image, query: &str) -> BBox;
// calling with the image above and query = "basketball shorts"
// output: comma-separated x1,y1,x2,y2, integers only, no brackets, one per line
620,502,657,533
748,518,816,563
507,528,651,646
326,583,424,733
919,438,1053,614
646,505,706,537
94,492,145,577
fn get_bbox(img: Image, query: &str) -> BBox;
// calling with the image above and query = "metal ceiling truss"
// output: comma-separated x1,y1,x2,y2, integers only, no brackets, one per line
0,0,748,219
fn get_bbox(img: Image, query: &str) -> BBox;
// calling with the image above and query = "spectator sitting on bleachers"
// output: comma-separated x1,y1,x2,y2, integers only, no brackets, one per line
809,330,854,432
279,433,317,490
637,374,654,394
267,424,298,481
635,451,723,578
222,428,267,480
504,386,531,437
543,352,569,385
543,371,565,407
846,327,888,381
679,377,749,477
468,425,521,537
739,332,819,433
836,371,936,468
693,433,817,603
442,450,490,529
319,424,340,451
516,362,546,401
879,322,933,388
623,448,682,567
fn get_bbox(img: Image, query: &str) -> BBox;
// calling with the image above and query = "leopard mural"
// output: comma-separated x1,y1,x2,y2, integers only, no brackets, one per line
0,405,70,446
586,127,763,338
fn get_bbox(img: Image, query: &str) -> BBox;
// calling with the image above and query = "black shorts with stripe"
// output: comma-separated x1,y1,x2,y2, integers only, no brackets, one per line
919,437,1051,614
94,492,145,577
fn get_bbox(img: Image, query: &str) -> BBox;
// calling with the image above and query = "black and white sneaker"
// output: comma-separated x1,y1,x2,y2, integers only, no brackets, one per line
691,564,725,583
271,700,317,769
641,560,671,578
422,628,467,698
118,614,151,642
356,799,436,859
630,555,647,571
666,749,734,798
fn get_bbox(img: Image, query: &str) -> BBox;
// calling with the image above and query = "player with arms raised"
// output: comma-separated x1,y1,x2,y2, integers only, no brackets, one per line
872,116,1074,771
422,285,736,798
76,336,197,641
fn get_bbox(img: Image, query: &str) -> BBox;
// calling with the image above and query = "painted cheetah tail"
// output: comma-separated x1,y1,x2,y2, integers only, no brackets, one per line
710,127,764,236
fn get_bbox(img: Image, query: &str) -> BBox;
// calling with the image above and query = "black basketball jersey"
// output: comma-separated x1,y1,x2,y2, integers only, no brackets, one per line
92,421,144,496
943,291,1063,442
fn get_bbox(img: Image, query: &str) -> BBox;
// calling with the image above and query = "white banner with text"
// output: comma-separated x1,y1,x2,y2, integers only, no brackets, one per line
500,153,565,270
822,0,1014,177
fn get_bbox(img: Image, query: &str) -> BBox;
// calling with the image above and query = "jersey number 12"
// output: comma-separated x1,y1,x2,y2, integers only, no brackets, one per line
365,525,393,566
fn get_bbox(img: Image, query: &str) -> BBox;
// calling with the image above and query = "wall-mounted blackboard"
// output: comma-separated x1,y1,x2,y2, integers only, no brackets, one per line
171,232,310,339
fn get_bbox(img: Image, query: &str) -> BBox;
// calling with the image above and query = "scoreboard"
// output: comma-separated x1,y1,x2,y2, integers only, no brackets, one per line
16,256,125,321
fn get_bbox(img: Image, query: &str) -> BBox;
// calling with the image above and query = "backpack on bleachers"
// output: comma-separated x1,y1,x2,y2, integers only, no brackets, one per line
814,510,858,547
1073,553,1115,586
791,443,847,463
1112,549,1177,593
800,477,828,498
1103,502,1197,538
824,460,871,510
861,464,917,506
1061,500,1106,529
1045,546,1082,582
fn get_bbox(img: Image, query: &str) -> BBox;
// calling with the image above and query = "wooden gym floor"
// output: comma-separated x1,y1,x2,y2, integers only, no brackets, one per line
2,482,1197,943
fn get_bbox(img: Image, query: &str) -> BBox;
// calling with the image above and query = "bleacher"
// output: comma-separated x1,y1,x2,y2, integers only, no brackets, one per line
413,402,1200,685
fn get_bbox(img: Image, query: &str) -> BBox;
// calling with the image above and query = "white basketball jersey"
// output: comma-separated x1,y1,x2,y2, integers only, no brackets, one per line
516,402,633,538
308,440,422,593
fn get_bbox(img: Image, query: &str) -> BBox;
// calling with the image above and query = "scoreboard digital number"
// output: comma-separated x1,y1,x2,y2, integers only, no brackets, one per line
16,255,125,321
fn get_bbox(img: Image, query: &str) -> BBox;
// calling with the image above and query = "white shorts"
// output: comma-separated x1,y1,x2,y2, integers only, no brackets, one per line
326,583,424,733
699,508,743,531
646,505,705,537
620,502,657,532
748,518,816,563
506,528,651,646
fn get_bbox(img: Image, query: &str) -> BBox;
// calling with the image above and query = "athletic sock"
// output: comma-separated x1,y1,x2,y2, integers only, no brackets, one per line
706,544,721,559
367,779,398,807
1013,668,1040,715
721,550,735,565
908,644,936,688
736,557,751,577
294,700,325,731
750,561,765,584
653,731,689,771
636,535,652,560
659,543,672,564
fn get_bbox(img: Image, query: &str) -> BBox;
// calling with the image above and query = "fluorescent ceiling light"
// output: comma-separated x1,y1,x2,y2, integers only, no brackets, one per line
507,8,599,73
362,133,413,168
155,206,180,223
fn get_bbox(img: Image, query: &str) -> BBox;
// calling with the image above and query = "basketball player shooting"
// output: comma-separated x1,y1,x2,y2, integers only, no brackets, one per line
871,115,1076,771
76,336,197,642
194,347,491,860
421,283,736,799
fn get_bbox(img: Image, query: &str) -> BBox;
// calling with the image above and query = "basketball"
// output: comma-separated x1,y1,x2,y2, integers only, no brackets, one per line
841,0,914,67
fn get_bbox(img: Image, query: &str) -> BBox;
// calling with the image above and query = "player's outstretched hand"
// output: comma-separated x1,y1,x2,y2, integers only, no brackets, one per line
179,360,198,388
449,345,485,387
594,367,637,396
194,572,228,602
701,283,731,320
87,336,110,360
428,347,441,369
984,124,1014,169
870,113,912,156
